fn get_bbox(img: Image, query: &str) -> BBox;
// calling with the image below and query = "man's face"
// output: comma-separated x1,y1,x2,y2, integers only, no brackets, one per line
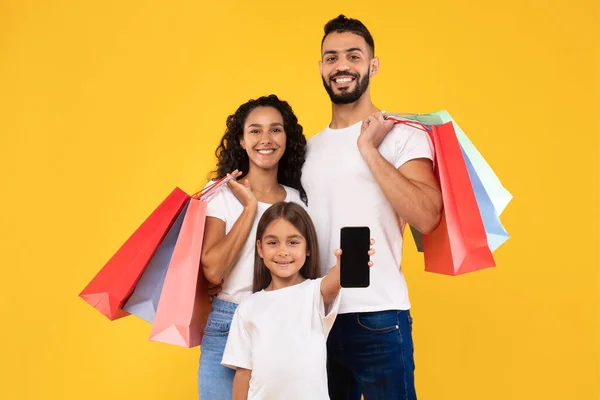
320,31,376,104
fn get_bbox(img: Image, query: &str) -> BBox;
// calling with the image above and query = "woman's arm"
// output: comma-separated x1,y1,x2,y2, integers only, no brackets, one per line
201,177,258,285
232,368,251,400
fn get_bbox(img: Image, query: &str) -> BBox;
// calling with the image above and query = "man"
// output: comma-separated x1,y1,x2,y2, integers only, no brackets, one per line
301,15,443,399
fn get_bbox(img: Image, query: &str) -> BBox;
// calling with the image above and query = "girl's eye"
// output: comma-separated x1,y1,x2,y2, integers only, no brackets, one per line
288,240,300,245
266,241,277,246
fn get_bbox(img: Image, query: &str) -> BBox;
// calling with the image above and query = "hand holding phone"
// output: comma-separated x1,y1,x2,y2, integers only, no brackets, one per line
340,227,373,288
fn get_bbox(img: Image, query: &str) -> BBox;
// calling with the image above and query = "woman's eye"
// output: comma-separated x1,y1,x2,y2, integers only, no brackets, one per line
272,128,282,133
250,129,260,134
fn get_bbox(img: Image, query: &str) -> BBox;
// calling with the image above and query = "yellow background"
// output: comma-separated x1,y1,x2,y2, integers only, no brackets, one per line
1,0,598,399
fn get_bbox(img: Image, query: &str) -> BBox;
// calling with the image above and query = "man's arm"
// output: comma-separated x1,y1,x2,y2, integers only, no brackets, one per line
232,368,251,400
358,113,442,234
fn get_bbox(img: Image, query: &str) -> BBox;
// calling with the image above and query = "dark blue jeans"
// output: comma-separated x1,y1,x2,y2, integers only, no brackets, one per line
326,310,417,400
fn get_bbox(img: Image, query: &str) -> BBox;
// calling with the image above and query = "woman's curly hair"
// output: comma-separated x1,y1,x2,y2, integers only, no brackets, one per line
211,94,307,204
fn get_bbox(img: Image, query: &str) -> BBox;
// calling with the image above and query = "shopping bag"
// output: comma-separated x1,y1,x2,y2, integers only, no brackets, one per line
393,111,512,216
122,202,189,323
148,176,233,347
390,118,495,275
391,112,510,252
79,188,190,320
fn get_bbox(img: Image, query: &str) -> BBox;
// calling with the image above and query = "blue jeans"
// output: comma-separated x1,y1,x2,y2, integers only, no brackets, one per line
198,298,238,400
326,310,417,400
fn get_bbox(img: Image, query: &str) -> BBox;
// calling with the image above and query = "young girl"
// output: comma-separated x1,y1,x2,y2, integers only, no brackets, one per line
221,202,375,400
198,95,308,400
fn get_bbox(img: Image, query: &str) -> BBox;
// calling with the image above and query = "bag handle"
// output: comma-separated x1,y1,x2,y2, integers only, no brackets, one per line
385,115,431,133
191,174,235,201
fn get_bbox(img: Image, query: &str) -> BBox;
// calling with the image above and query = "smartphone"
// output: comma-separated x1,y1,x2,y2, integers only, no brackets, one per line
340,226,371,288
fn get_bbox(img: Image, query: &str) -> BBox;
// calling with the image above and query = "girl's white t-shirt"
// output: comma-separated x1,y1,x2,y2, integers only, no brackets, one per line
205,182,306,304
221,278,341,400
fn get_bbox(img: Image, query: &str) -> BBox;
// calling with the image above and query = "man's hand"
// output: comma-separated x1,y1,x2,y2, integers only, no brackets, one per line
357,112,395,155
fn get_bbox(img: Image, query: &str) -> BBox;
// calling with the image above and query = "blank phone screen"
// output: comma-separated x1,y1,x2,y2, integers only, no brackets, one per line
340,227,370,288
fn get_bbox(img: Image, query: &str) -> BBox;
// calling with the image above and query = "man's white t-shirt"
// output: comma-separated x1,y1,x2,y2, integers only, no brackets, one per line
301,120,434,314
205,183,305,304
221,278,340,400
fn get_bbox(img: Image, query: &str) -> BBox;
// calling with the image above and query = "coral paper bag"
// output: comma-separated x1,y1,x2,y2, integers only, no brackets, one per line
79,188,190,320
392,119,495,275
148,197,211,348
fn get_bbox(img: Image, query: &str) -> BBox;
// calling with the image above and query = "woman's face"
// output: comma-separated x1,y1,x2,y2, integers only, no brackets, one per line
240,106,287,172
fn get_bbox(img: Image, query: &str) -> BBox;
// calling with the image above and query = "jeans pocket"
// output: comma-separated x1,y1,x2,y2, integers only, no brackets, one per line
203,314,232,337
356,311,399,333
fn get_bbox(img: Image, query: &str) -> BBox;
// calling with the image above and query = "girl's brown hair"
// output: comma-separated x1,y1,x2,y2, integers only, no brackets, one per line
253,202,321,292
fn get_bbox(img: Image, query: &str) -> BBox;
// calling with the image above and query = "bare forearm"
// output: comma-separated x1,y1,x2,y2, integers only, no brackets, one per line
232,368,251,400
320,265,341,306
361,148,441,233
202,205,257,284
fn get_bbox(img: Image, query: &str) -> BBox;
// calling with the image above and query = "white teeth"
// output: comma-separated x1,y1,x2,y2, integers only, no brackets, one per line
257,150,275,154
335,77,353,83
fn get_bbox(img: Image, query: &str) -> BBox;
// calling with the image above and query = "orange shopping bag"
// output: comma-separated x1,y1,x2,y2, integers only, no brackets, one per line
148,182,224,347
390,118,495,275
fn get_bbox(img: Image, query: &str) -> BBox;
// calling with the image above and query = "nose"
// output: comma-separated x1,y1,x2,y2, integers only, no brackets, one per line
278,249,289,257
259,130,272,144
336,62,350,72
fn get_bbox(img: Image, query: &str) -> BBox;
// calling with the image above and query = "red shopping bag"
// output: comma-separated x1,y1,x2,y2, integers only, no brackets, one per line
79,188,190,320
391,119,495,275
148,179,230,347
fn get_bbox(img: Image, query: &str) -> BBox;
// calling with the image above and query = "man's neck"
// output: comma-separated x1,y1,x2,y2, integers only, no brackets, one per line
329,91,379,130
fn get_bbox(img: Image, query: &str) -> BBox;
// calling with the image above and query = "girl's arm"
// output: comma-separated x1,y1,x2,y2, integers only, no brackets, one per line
201,178,257,285
320,249,342,306
232,368,251,400
320,240,376,305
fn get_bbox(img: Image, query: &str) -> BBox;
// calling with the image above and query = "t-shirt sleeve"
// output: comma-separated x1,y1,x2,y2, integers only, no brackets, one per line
393,125,435,169
286,187,308,211
313,278,341,338
205,183,228,223
221,306,252,370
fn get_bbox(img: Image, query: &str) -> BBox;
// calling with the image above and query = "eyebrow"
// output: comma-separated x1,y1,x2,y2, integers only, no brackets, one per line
323,47,364,56
263,234,304,240
247,122,284,128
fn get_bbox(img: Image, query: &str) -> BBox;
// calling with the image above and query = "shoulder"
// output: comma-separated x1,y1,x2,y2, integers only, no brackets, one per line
281,185,307,207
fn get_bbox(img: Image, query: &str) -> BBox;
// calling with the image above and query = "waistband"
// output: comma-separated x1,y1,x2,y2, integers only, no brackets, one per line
210,298,238,315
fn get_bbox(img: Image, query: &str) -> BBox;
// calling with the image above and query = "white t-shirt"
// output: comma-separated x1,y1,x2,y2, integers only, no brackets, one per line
301,120,434,314
205,183,306,304
221,278,340,400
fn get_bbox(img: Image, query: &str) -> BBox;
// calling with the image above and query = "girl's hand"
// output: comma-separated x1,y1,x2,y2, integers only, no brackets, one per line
227,170,257,209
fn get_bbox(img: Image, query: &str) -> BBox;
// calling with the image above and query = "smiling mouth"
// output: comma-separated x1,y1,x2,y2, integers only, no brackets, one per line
256,149,276,155
274,260,294,266
332,76,356,84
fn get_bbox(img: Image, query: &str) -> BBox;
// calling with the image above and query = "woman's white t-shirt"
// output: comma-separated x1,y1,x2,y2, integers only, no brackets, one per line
221,278,341,400
205,183,306,304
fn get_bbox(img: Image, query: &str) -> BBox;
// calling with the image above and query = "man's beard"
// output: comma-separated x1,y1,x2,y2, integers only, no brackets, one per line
322,72,370,105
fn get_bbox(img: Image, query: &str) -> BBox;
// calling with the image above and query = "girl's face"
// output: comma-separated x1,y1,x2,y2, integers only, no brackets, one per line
257,217,307,283
240,106,287,173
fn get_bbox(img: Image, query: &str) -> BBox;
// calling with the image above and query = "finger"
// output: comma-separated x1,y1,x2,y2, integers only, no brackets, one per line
243,179,251,188
370,238,375,245
333,248,342,257
368,249,375,256
368,261,374,267
374,111,385,122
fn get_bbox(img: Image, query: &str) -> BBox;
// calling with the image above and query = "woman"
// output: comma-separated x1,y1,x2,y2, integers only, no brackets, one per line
198,94,307,400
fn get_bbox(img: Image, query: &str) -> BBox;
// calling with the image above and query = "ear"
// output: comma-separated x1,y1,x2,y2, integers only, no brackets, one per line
240,137,246,150
319,59,323,75
256,240,263,258
370,56,380,77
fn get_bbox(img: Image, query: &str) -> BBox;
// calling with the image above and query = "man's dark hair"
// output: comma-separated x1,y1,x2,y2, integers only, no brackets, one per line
321,14,375,56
